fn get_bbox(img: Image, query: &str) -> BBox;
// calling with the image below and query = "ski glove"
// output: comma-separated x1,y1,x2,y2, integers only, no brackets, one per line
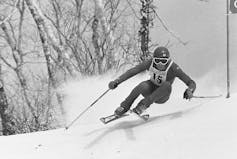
183,88,194,100
108,79,120,89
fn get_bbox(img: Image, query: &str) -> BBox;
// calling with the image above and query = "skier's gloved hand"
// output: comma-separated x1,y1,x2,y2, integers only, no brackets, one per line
108,79,120,89
183,88,194,100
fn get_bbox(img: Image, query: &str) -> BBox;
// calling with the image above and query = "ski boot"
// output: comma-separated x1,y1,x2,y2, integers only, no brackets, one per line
114,106,129,116
132,100,148,115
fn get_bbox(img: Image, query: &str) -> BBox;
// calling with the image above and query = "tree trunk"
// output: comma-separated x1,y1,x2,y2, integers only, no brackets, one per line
92,15,102,74
25,0,69,118
0,18,36,118
0,65,15,135
25,0,56,106
43,0,76,77
94,0,115,72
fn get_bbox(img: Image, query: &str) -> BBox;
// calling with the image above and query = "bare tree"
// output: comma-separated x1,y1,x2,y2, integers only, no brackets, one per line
0,0,38,122
91,14,102,73
0,64,16,135
0,0,153,134
93,0,115,73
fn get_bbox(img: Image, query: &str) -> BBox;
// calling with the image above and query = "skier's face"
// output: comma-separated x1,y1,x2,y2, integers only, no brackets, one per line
152,57,170,71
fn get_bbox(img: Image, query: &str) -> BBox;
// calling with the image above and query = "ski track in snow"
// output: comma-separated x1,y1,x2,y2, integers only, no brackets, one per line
1,74,237,159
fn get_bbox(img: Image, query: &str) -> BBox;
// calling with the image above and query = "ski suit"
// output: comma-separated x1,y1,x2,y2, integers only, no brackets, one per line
115,58,196,110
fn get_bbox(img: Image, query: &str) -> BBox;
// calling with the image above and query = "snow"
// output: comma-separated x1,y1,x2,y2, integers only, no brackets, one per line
1,74,237,159
1,0,237,158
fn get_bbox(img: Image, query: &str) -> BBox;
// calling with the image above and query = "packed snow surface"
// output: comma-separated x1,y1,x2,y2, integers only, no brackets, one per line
1,75,237,159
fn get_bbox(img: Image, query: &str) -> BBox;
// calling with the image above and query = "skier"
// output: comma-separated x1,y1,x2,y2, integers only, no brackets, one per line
108,46,196,116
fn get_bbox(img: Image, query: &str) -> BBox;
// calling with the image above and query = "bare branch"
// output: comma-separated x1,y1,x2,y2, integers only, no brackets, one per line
0,53,15,69
154,11,189,46
0,0,20,26
126,0,140,19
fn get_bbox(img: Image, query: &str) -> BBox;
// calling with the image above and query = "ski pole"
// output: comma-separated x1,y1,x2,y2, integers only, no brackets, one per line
193,94,222,99
65,89,110,130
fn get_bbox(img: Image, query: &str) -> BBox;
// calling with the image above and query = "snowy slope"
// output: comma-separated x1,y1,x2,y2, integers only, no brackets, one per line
1,75,237,159
1,0,236,158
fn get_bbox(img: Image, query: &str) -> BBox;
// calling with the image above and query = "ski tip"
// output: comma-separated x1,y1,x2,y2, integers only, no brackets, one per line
100,118,106,124
100,117,105,120
99,114,129,124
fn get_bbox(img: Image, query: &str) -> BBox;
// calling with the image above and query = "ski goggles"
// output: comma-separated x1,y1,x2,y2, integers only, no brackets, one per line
153,57,170,65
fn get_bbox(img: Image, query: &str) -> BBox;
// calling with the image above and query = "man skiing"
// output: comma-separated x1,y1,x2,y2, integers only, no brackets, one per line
108,46,196,116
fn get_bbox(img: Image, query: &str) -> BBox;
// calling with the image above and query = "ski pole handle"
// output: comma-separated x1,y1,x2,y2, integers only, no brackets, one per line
65,89,110,130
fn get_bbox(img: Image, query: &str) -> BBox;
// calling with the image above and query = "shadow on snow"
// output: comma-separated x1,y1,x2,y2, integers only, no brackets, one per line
84,105,201,149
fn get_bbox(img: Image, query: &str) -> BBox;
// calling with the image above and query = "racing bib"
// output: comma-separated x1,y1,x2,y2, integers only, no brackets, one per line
149,60,173,86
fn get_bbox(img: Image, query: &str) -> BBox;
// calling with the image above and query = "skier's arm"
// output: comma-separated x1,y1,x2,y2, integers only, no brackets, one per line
108,59,152,89
117,59,152,84
173,63,196,92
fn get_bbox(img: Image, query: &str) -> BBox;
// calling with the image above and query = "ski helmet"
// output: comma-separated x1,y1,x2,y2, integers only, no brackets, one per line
152,47,171,71
153,46,170,58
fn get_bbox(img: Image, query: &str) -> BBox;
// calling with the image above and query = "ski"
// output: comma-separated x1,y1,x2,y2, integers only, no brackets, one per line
129,109,149,121
100,110,149,124
100,114,129,124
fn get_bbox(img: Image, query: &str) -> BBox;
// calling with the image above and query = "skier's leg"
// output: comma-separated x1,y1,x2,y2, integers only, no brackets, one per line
149,81,172,104
140,80,158,98
115,80,155,116
133,81,171,114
